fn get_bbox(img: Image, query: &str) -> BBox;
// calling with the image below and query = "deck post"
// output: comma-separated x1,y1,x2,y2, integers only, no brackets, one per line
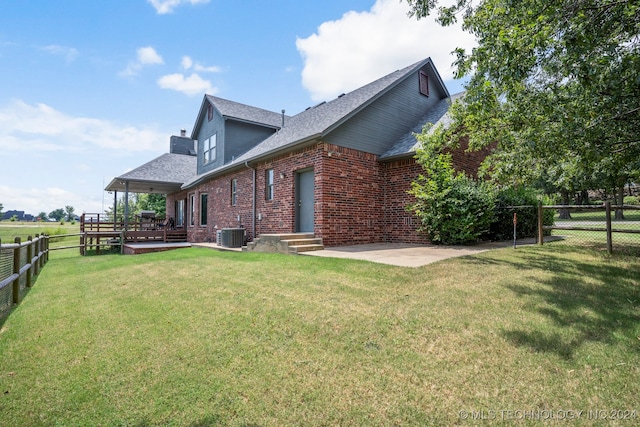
124,181,130,230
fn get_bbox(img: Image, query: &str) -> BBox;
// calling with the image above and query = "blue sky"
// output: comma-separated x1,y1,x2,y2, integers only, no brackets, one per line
0,0,474,216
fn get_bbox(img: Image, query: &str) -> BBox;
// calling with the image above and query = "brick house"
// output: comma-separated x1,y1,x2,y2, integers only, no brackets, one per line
106,57,487,248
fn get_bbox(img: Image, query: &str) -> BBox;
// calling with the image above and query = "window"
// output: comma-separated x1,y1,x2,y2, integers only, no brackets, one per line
189,194,195,226
203,134,217,164
200,193,208,226
265,169,274,201
175,199,185,227
207,104,213,121
419,70,429,97
231,179,237,206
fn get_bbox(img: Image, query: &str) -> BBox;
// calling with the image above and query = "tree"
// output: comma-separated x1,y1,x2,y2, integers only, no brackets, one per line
0,202,3,220
37,212,48,221
65,205,75,222
138,194,166,217
49,208,65,222
404,0,640,203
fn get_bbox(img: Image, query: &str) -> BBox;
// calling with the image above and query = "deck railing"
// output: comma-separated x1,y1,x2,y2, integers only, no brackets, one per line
79,214,187,255
0,234,49,318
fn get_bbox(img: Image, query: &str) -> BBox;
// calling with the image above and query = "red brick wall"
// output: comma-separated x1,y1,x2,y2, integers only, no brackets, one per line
253,144,320,236
169,137,489,246
381,158,430,244
315,143,383,246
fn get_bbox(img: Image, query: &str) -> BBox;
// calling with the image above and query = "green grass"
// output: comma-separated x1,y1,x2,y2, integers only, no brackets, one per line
1,246,639,425
0,221,81,250
555,209,640,222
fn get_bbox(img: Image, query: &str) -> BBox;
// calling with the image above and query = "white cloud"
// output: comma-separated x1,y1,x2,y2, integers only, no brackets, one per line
157,73,216,96
181,55,221,73
148,0,209,14
194,63,222,73
0,100,169,214
41,44,79,62
138,46,164,65
181,55,193,70
0,99,166,153
119,46,164,77
0,185,99,217
296,0,476,101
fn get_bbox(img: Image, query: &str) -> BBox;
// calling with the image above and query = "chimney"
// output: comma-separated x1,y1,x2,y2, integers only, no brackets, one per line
180,128,186,137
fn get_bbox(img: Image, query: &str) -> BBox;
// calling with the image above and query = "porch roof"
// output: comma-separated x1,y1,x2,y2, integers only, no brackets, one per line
105,153,197,194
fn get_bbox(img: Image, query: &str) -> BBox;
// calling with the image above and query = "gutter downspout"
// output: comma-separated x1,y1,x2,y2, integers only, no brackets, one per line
245,161,256,241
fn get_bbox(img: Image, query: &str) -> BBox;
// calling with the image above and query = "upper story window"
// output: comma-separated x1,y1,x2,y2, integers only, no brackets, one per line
265,169,274,201
203,134,217,164
419,70,429,97
207,104,213,121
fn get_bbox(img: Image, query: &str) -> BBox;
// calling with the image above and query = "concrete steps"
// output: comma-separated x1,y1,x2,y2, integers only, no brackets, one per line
246,233,324,254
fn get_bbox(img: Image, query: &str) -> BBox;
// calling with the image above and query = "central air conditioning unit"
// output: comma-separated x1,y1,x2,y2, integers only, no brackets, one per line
220,228,244,248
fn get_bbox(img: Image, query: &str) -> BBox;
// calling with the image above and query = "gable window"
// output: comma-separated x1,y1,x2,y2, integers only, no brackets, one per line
419,70,429,97
207,104,213,121
203,134,217,164
265,169,274,201
231,179,238,206
200,193,208,226
189,194,195,226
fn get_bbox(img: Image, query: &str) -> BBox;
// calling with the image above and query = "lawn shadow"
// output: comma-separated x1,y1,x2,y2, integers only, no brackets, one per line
467,246,640,359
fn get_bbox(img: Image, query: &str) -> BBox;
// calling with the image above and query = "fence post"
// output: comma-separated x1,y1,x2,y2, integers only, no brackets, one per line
13,237,21,304
537,202,544,245
605,201,613,254
44,233,49,263
26,235,33,287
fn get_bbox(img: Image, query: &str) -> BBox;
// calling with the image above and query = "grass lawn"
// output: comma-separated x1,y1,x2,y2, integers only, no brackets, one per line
0,221,80,250
1,244,639,425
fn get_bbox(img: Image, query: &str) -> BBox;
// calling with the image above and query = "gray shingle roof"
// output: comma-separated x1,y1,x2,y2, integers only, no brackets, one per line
183,58,437,188
206,95,288,128
105,153,197,193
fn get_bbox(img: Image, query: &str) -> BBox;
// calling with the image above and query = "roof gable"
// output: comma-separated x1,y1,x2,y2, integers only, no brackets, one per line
236,58,445,160
191,95,288,138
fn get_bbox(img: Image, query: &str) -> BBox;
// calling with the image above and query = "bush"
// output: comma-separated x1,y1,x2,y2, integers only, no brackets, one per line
409,164,496,245
623,196,639,205
487,187,554,241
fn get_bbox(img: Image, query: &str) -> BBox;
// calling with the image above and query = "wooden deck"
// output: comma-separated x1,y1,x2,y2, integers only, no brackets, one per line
80,213,188,255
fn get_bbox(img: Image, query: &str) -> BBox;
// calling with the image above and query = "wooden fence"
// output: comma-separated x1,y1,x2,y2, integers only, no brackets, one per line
0,234,49,318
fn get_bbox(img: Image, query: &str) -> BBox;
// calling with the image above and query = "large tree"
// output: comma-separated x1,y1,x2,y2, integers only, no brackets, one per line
405,0,640,208
49,208,65,222
65,205,76,222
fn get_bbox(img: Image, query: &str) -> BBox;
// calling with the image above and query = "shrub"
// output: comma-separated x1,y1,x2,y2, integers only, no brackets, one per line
409,139,496,245
487,187,554,241
623,196,639,205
